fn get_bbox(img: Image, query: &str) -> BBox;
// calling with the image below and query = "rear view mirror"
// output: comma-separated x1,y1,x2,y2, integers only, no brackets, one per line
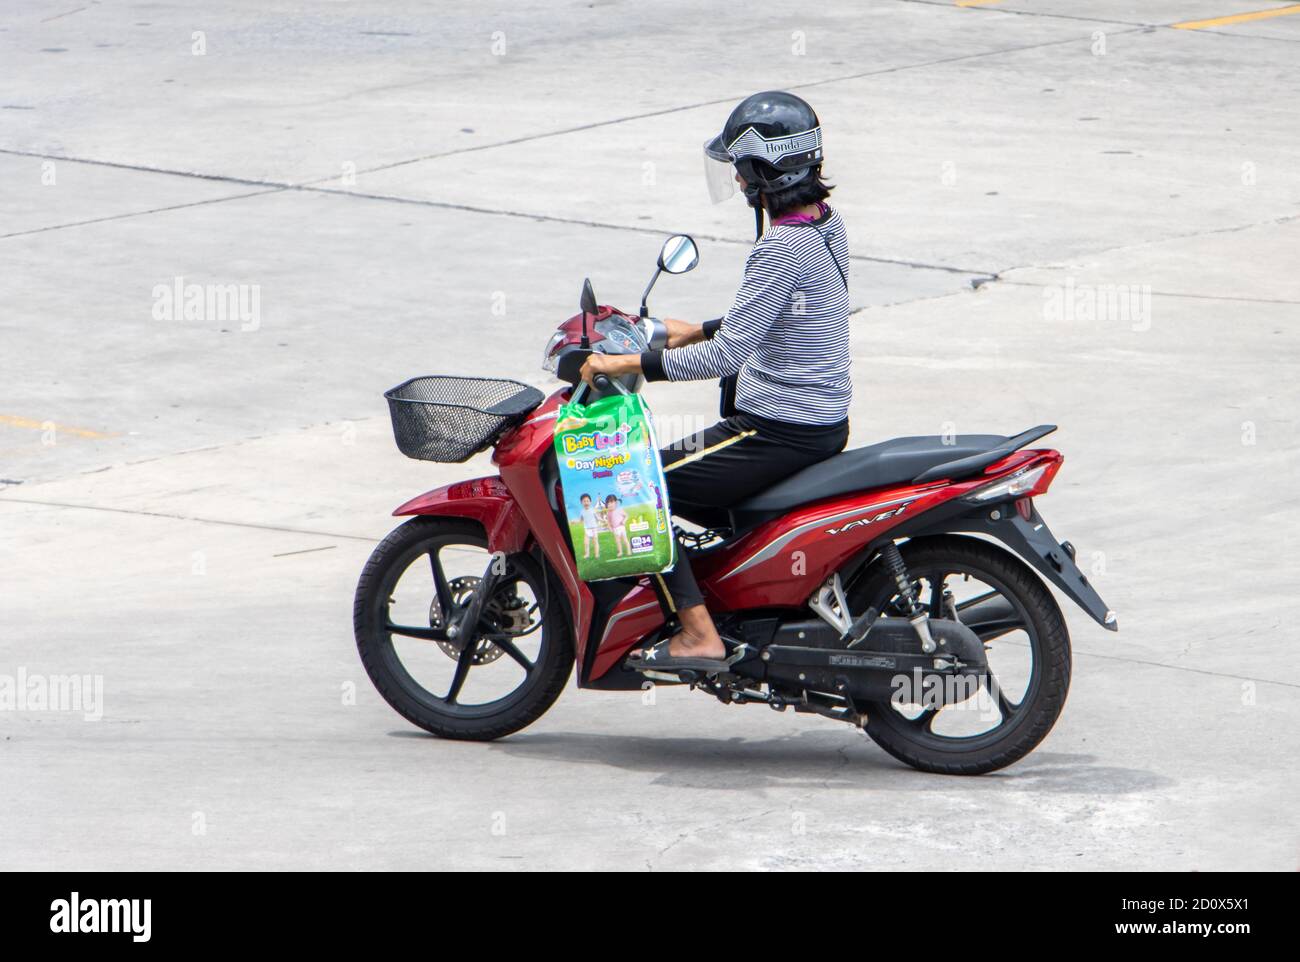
658,234,699,275
580,278,598,316
640,234,700,317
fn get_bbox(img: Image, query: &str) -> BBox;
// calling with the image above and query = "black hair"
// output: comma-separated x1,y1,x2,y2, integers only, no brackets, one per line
604,495,619,505
760,163,834,219
580,493,591,502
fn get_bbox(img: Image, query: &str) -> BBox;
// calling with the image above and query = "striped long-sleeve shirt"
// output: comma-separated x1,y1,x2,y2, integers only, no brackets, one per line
640,208,852,425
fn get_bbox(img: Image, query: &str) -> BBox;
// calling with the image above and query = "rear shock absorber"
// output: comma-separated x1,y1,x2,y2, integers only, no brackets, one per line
879,543,937,654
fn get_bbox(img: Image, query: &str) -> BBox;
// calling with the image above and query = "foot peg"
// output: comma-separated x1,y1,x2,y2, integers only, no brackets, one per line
841,607,879,647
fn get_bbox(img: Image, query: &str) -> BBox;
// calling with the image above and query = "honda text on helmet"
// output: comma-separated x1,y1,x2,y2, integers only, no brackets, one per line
703,90,824,207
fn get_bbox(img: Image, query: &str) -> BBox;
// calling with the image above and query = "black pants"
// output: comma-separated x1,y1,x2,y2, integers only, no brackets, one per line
656,411,849,612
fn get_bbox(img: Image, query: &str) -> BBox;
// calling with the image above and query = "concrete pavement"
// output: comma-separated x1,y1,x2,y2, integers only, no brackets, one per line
2,0,1298,870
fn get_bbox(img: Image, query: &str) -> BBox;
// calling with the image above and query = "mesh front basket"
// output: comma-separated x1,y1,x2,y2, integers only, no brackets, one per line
385,376,545,462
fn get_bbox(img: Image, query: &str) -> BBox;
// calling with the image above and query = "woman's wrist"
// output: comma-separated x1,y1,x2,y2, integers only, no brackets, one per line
663,317,704,348
683,326,706,348
611,353,642,375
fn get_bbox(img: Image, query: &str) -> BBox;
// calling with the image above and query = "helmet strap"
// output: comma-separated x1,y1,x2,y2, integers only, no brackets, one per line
741,180,765,239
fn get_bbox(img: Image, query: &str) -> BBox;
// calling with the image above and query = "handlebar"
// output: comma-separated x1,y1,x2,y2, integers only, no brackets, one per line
573,370,631,405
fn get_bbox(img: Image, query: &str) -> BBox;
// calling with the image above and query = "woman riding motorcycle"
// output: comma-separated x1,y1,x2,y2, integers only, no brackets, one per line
580,90,852,670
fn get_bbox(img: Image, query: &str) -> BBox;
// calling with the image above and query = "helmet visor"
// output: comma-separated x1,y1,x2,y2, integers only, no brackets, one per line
703,138,738,204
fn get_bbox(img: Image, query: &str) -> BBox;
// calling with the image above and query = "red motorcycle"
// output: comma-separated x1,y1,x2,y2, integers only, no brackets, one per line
354,235,1116,774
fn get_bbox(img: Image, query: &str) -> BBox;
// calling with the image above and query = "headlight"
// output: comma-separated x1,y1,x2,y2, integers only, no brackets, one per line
540,330,566,373
963,463,1050,503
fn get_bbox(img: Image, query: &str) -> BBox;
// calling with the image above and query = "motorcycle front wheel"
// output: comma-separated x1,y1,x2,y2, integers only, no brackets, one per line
354,517,573,740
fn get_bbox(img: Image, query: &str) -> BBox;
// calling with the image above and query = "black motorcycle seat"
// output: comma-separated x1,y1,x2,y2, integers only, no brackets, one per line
731,433,1010,514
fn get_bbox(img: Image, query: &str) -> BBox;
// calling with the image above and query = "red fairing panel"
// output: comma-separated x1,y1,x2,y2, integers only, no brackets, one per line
589,582,665,679
693,482,956,610
694,451,1058,611
392,476,529,554
492,390,597,660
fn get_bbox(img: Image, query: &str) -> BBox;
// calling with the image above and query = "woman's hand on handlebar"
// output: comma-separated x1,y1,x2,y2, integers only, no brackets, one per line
579,352,641,387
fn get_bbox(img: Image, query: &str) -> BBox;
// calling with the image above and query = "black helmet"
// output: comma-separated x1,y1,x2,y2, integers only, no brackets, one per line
704,91,823,205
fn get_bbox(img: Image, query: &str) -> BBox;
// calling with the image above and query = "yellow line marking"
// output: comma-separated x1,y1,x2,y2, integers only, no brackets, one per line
956,0,1004,7
1173,4,1300,29
0,414,119,439
662,429,757,474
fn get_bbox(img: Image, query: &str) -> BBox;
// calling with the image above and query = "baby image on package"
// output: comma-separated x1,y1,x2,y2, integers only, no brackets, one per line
553,391,675,582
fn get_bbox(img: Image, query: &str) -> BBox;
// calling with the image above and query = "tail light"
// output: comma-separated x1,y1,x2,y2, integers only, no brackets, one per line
963,457,1061,504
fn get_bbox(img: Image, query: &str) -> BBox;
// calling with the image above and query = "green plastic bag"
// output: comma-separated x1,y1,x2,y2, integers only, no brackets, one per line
553,391,675,582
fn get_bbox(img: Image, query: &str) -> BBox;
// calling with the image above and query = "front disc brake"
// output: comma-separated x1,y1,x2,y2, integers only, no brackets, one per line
429,576,534,665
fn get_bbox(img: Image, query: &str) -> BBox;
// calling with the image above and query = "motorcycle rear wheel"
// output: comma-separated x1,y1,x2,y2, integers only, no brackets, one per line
354,517,572,740
847,535,1071,775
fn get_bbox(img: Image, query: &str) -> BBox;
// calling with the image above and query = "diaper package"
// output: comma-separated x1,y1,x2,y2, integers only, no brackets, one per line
553,391,675,582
